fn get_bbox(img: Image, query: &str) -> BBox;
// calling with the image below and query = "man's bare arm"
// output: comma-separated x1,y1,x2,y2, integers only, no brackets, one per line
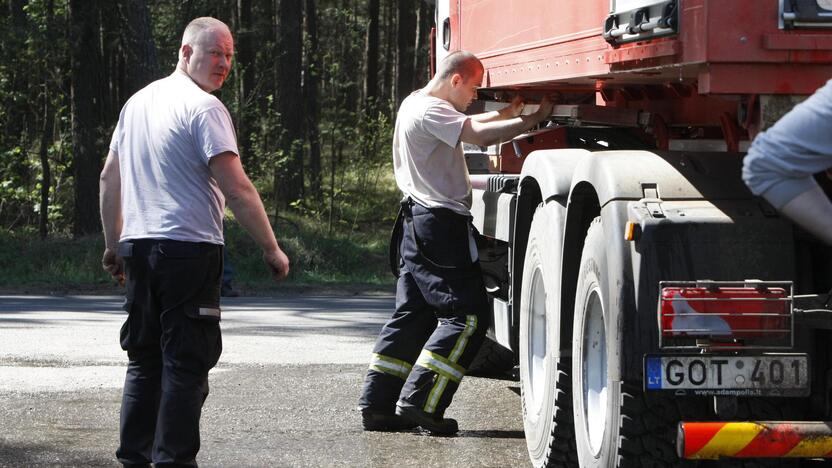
469,95,525,123
99,150,123,278
460,96,554,147
209,152,289,281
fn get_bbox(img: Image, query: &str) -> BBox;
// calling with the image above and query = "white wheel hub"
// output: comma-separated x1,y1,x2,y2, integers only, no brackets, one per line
582,287,608,455
524,266,548,418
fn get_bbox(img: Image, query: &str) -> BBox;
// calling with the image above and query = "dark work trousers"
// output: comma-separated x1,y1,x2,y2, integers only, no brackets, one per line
115,239,223,467
359,200,490,417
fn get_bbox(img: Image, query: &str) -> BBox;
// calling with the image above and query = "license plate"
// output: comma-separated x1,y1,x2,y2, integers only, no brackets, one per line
644,354,809,397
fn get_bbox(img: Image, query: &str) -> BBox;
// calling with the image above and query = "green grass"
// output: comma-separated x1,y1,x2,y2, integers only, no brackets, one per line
224,213,395,289
0,213,397,294
0,150,402,294
0,233,112,288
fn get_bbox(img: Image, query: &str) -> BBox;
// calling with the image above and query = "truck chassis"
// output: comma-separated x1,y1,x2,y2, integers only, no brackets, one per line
436,0,832,466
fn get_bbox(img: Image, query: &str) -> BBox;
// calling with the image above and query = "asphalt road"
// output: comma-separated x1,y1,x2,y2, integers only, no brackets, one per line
0,295,528,467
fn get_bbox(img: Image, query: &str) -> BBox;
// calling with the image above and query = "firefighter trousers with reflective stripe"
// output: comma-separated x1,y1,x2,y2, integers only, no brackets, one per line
359,201,490,416
116,239,223,467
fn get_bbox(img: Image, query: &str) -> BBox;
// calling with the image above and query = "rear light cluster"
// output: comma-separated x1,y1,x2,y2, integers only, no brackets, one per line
658,281,793,350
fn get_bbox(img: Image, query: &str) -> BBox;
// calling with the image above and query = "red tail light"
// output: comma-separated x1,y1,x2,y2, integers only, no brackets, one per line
658,282,793,350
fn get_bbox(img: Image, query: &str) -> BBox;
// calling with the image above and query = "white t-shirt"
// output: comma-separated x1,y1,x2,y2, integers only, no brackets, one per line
109,71,239,245
393,91,471,215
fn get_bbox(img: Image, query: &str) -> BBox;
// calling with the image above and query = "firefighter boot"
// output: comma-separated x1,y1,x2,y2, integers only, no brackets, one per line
360,407,418,432
395,402,459,436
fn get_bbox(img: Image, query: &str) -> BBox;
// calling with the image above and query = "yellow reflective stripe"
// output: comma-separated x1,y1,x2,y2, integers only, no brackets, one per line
369,353,412,380
693,423,764,459
417,316,478,414
424,375,448,414
785,436,832,457
416,350,464,382
449,315,477,362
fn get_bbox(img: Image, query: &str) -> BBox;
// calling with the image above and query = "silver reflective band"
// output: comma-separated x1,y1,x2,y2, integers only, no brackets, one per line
416,350,465,382
199,307,221,318
370,353,413,380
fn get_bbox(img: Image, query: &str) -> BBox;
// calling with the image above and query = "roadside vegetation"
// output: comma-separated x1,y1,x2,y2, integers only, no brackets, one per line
0,164,400,294
0,1,428,294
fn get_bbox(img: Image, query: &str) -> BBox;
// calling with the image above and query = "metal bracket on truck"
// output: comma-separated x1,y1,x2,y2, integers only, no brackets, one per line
604,0,679,44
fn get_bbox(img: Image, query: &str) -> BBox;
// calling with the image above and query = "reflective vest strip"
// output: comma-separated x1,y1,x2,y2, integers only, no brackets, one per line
416,350,464,382
369,353,412,380
424,375,449,414
449,315,477,363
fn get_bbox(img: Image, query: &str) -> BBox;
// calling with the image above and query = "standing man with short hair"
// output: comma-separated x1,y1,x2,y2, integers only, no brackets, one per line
99,17,289,467
359,50,553,435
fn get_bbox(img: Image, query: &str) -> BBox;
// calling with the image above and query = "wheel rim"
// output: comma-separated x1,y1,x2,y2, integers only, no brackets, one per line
582,287,607,456
525,266,548,416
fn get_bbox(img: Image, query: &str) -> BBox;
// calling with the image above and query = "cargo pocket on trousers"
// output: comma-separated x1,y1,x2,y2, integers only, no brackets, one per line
119,300,133,351
184,304,223,372
410,210,476,274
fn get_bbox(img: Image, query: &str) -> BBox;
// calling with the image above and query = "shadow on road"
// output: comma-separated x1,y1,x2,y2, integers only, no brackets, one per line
0,440,114,467
457,429,525,439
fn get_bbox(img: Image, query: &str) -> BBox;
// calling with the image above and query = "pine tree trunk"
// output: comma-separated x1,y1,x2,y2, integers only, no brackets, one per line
273,0,304,214
382,0,394,111
5,0,30,171
304,0,322,203
234,0,255,161
116,0,159,98
415,1,431,85
38,0,56,240
396,1,416,108
363,0,379,108
69,0,103,237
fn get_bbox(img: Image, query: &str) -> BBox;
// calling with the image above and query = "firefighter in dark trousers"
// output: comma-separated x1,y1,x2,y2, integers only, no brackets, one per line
100,17,289,467
359,50,554,435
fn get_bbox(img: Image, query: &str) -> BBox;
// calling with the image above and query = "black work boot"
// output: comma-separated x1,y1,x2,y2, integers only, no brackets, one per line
395,402,459,436
360,407,418,432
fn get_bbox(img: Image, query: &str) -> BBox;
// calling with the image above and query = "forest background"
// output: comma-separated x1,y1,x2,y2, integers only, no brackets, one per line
0,0,434,292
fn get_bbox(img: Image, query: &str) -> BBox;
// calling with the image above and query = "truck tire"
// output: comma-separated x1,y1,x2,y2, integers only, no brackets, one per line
519,203,577,468
570,217,817,468
571,217,682,467
467,336,515,377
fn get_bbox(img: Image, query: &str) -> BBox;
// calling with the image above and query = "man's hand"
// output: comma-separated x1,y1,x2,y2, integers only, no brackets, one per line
533,95,556,123
102,248,124,284
263,248,290,282
500,95,525,119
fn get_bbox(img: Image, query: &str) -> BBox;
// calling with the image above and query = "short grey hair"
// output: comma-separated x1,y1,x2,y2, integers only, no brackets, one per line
181,17,230,46
436,50,483,80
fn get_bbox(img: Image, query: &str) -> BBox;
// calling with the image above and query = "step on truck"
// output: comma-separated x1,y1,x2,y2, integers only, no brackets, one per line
431,0,832,466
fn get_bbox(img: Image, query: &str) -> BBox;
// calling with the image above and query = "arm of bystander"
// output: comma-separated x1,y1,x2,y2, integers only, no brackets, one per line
210,152,290,281
99,150,124,280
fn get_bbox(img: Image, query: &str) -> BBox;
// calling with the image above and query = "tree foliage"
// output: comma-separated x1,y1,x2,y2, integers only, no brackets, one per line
0,0,429,239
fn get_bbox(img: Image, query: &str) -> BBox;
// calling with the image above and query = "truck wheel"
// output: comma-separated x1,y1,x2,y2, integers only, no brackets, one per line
467,337,515,377
572,217,682,467
571,217,615,467
519,203,577,468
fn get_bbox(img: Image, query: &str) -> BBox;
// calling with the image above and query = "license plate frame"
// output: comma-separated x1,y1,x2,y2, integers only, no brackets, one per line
644,353,810,397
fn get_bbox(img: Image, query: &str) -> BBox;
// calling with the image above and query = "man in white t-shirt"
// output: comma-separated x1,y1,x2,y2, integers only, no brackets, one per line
99,17,289,467
359,50,553,435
